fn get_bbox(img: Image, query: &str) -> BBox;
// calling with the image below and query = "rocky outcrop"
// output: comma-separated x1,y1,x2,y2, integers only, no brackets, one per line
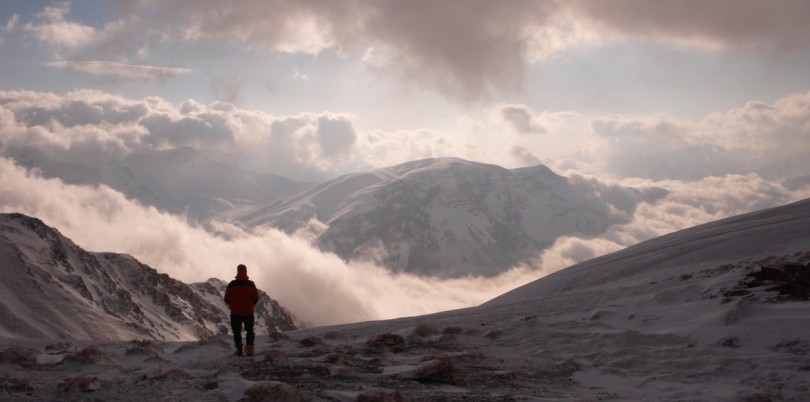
0,213,296,341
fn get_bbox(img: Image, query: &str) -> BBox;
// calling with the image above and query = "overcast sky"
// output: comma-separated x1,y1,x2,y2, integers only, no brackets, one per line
1,1,810,326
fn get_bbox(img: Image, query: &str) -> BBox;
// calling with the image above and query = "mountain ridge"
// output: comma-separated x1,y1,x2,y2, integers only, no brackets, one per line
0,212,296,341
237,157,664,277
487,197,810,306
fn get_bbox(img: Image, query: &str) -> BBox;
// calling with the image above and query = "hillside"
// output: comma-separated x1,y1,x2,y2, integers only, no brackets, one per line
0,213,296,341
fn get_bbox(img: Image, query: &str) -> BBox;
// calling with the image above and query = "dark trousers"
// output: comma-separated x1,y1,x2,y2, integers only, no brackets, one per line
230,313,255,348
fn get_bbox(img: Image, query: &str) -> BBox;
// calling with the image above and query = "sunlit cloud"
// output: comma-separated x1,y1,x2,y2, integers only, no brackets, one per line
572,0,810,53
3,88,810,187
23,2,97,49
0,90,366,181
4,14,19,32
581,91,810,181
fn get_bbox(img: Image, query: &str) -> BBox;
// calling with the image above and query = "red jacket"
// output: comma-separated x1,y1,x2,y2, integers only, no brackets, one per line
224,272,259,316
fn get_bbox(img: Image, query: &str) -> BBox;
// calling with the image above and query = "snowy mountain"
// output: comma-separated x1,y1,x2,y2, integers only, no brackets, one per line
0,213,296,341
237,157,660,277
7,146,310,222
1,198,808,401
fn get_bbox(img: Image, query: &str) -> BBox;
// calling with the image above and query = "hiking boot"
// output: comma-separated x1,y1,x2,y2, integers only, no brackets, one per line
244,344,255,356
234,346,243,356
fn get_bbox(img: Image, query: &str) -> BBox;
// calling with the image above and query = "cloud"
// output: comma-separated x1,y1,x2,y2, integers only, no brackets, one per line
582,91,810,181
4,14,18,32
511,145,542,166
102,0,810,103
23,2,97,49
0,14,18,46
47,60,192,81
359,1,559,101
353,128,491,174
499,104,547,135
535,172,810,272
14,1,808,103
4,87,809,191
704,93,810,154
316,115,356,157
0,156,534,326
112,1,563,101
0,90,392,181
209,74,242,104
572,0,810,53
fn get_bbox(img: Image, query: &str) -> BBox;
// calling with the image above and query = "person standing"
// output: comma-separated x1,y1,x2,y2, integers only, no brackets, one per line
224,264,259,356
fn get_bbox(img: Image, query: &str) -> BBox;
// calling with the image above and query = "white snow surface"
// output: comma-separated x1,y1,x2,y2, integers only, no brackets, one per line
1,199,810,400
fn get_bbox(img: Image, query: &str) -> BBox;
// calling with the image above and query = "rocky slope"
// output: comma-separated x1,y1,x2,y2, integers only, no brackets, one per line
0,213,296,341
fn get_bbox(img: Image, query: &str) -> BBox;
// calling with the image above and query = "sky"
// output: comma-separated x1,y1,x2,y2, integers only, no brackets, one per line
1,1,810,326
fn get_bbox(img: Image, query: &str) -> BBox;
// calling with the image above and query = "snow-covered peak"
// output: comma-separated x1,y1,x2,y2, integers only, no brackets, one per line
237,157,655,277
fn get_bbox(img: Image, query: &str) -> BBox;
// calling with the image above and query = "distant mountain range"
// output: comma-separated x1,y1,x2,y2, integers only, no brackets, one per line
0,213,296,341
235,158,663,277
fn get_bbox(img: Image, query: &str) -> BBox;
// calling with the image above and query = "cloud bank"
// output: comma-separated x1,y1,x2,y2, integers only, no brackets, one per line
2,88,809,190
0,90,365,181
0,156,535,326
0,89,505,182
2,153,807,327
582,91,810,181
